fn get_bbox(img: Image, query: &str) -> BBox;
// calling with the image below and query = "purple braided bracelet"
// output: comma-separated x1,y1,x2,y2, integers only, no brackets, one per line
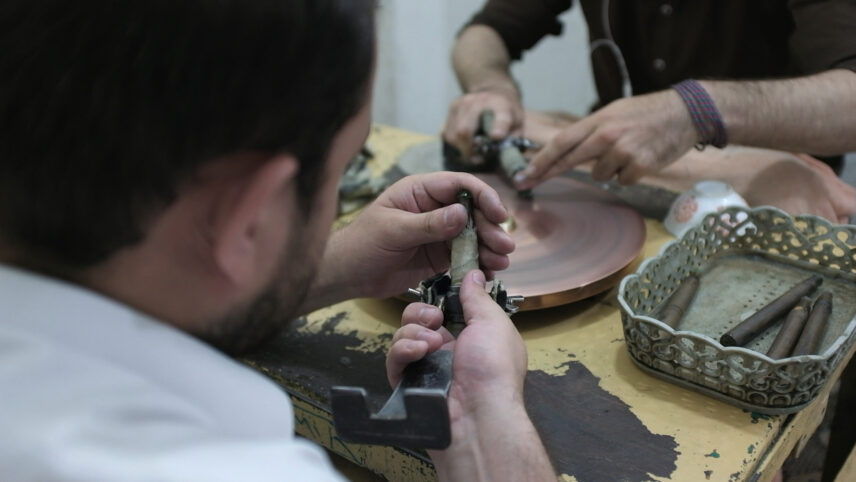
672,79,728,149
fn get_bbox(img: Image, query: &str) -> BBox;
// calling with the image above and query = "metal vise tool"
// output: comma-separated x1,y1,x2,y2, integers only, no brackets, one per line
330,190,522,449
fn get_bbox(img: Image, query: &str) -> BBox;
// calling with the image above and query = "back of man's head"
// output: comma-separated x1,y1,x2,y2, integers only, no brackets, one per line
0,0,375,274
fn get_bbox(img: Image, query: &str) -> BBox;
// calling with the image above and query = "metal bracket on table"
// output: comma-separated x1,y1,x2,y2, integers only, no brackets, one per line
330,276,522,449
331,350,453,449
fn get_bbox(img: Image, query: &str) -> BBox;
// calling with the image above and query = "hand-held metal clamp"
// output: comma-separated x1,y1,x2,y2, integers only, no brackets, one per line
330,190,522,449
443,111,538,198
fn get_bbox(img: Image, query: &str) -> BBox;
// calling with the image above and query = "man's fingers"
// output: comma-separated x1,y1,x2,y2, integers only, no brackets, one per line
477,247,510,272
443,92,524,161
386,339,430,387
820,202,839,224
833,188,856,220
402,172,509,224
474,210,515,255
515,123,595,189
796,153,837,178
459,269,511,326
795,154,856,220
454,105,482,153
793,198,838,223
392,323,445,348
472,184,510,225
388,203,468,247
615,163,646,185
401,302,444,329
612,154,649,185
795,154,856,221
828,181,856,220
388,302,457,386
595,141,638,183
443,102,479,160
490,110,514,139
400,302,454,344
537,162,576,185
590,155,622,182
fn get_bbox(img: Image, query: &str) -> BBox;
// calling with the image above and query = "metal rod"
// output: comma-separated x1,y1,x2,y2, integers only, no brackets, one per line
479,110,495,135
658,275,700,329
791,291,834,356
720,275,822,347
445,190,478,335
499,145,528,179
765,296,812,359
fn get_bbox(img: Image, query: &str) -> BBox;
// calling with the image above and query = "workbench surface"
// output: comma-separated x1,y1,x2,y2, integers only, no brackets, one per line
243,125,852,482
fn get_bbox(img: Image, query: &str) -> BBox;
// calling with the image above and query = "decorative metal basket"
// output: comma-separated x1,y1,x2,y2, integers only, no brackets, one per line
618,207,856,414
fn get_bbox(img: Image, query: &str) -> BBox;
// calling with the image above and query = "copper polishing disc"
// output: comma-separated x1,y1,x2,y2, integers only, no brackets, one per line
479,173,646,310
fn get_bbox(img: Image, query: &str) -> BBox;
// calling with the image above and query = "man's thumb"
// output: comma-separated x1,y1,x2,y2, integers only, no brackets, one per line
460,269,506,324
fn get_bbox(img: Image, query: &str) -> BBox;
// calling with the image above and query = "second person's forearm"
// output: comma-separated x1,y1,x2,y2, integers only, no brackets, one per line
453,25,520,100
701,69,856,155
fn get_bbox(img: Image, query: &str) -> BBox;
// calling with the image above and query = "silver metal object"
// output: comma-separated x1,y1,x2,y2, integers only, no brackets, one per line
442,111,537,198
331,350,453,449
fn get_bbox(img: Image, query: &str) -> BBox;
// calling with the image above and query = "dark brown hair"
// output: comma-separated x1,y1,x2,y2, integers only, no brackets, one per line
0,0,375,270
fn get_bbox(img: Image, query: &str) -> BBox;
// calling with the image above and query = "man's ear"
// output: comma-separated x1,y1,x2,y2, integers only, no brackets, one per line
210,154,300,286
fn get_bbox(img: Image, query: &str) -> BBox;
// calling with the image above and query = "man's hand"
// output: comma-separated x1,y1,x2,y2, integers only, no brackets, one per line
442,89,525,162
740,152,856,224
515,90,697,189
519,108,856,223
300,172,514,314
386,270,525,393
447,24,524,162
342,172,514,297
386,270,554,481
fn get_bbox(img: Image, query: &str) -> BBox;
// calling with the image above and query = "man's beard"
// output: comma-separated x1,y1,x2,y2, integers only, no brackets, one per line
197,229,323,356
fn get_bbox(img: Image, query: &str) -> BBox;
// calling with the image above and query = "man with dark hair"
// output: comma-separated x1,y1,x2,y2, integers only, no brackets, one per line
0,1,555,479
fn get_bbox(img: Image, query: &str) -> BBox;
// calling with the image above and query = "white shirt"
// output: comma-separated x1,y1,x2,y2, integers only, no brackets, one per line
0,264,344,481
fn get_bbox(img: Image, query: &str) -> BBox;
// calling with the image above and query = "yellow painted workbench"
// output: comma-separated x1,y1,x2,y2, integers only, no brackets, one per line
243,125,854,482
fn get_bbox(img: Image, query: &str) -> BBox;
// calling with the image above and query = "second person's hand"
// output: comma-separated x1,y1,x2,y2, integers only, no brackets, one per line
514,90,698,189
442,88,525,162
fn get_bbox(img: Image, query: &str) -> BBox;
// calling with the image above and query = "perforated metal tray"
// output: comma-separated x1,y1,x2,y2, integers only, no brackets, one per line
618,207,856,414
